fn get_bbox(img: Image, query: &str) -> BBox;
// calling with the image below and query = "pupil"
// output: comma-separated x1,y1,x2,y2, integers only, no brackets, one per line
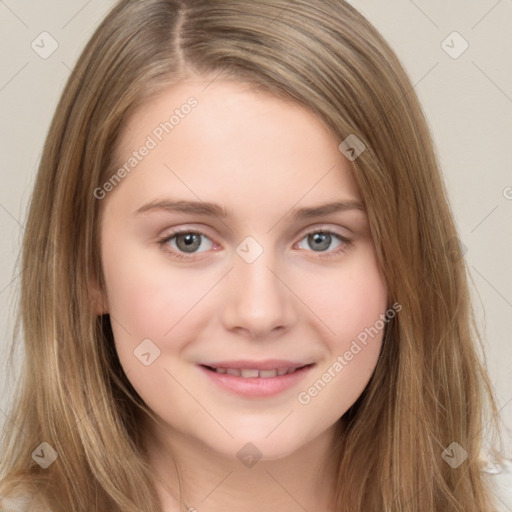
177,233,201,252
308,232,331,251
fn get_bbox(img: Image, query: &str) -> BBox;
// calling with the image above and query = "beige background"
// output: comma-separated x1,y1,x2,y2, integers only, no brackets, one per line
1,1,511,456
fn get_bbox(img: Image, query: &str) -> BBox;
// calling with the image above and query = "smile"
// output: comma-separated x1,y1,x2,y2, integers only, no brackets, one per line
203,366,306,378
198,361,315,398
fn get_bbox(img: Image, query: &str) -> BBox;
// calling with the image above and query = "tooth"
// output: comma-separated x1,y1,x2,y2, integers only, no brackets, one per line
216,367,299,378
259,369,278,378
240,369,259,378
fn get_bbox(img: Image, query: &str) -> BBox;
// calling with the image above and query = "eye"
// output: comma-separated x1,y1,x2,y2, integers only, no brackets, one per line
161,231,214,254
296,231,348,253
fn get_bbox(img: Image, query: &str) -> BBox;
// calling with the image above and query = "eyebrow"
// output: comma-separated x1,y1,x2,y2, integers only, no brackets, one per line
133,199,366,220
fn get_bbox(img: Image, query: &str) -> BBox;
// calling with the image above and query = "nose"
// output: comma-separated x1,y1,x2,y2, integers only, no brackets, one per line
220,251,298,339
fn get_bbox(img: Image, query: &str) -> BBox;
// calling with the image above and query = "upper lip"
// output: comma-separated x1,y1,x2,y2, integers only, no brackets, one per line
200,360,312,370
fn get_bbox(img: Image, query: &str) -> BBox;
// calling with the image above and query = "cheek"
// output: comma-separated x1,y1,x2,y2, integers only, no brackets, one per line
292,244,387,398
102,256,213,409
103,242,215,341
294,243,388,345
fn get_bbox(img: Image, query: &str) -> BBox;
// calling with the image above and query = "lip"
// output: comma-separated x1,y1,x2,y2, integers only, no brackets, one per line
201,359,309,370
198,360,315,398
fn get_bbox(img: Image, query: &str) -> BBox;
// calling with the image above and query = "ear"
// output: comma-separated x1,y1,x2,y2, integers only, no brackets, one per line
88,275,109,316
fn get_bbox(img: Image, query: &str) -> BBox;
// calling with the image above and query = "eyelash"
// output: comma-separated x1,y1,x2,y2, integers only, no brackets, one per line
157,228,352,261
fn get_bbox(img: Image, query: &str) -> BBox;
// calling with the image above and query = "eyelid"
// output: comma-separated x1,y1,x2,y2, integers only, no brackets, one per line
157,227,219,261
295,223,351,241
158,225,217,244
293,226,352,258
157,224,353,260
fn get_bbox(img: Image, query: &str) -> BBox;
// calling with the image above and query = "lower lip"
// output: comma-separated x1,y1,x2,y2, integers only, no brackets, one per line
198,364,314,398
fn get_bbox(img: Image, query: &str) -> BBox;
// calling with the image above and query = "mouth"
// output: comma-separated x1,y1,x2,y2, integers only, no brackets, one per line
200,364,311,378
198,360,315,398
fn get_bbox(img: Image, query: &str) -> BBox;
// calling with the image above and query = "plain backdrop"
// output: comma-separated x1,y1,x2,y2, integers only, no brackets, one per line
1,0,511,456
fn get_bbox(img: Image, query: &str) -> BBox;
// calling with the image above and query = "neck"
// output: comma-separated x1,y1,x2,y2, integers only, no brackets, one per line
143,416,339,512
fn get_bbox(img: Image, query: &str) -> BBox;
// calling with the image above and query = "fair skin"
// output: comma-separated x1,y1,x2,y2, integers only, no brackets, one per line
98,79,388,511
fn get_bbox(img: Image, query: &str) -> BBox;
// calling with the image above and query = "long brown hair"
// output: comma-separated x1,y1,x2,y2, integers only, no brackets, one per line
0,0,503,510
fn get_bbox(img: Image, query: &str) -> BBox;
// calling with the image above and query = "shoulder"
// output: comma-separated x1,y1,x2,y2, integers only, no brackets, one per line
0,486,49,512
482,457,512,512
0,492,31,511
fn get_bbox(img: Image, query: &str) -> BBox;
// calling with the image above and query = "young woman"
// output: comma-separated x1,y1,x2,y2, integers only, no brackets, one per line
1,0,510,510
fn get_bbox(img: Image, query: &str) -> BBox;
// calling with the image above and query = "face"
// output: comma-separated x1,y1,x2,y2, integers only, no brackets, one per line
98,79,388,462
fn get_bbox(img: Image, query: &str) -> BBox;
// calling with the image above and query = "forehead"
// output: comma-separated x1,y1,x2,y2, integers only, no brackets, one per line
110,79,362,213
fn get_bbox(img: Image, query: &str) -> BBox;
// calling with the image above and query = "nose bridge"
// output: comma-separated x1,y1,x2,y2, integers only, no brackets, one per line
237,253,278,298
220,243,296,337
